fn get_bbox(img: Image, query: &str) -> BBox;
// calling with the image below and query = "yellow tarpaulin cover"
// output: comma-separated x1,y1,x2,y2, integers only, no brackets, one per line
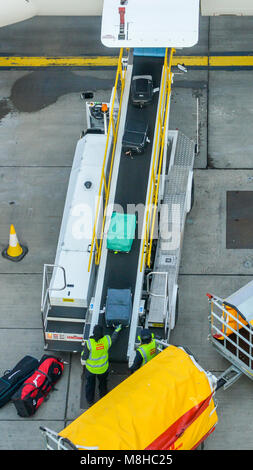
217,304,250,340
59,346,218,450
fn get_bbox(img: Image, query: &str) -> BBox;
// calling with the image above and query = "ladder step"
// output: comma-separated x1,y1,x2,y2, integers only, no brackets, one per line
47,305,86,320
47,317,85,323
44,340,83,353
46,321,84,335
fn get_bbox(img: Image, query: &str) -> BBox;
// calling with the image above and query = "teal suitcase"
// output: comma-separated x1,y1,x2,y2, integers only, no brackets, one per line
107,212,136,253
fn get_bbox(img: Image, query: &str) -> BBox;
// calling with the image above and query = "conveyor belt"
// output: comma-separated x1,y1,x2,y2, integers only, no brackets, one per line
98,55,164,362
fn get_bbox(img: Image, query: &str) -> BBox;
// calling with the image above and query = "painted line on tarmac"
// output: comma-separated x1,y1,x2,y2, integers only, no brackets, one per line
0,56,118,67
0,55,253,69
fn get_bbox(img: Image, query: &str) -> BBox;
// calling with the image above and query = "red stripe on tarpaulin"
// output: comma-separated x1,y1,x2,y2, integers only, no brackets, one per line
145,393,213,450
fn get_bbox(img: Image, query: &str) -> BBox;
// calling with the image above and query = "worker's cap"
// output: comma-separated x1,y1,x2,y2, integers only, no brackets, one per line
93,324,104,341
139,329,152,342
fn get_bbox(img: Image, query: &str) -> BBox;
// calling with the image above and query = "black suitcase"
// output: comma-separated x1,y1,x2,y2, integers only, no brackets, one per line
0,355,39,408
122,119,149,155
105,288,132,327
130,75,154,107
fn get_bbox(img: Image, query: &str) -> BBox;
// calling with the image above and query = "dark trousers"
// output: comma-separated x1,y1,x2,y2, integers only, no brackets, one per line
85,368,109,406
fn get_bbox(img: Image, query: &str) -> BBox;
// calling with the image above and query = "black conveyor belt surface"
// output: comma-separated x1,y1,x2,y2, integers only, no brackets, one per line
99,55,164,362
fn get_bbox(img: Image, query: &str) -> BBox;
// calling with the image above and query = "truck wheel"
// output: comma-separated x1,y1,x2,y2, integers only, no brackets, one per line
190,177,194,211
174,290,179,327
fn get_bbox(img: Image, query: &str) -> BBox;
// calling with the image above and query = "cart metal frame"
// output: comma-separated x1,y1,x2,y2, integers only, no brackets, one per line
207,292,253,389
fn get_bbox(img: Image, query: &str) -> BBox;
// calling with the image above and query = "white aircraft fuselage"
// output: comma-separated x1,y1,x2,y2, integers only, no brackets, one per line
0,0,103,28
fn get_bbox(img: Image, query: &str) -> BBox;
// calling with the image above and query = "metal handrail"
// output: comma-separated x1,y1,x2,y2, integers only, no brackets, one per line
140,48,175,272
88,48,128,271
147,271,168,323
209,296,253,337
146,271,168,299
41,264,67,313
210,310,253,359
211,323,253,364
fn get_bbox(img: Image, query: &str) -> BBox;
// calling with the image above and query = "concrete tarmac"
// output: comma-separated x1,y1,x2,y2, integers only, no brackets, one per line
0,15,253,450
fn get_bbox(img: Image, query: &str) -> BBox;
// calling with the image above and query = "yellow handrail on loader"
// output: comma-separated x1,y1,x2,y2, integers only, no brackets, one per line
88,49,128,271
140,48,175,272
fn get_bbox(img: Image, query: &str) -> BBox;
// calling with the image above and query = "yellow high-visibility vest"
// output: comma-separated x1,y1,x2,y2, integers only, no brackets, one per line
85,335,112,374
137,339,157,366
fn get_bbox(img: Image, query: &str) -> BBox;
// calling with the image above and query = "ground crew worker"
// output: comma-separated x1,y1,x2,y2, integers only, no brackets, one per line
81,323,122,407
129,328,157,374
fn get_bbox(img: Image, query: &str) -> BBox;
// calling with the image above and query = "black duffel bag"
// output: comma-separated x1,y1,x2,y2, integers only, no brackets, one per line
0,355,39,408
12,354,64,417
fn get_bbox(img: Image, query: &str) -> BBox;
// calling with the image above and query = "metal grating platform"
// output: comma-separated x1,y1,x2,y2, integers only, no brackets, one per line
148,131,195,330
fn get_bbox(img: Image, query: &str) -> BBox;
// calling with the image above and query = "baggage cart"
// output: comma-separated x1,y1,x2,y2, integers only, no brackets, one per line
40,344,218,450
207,280,253,389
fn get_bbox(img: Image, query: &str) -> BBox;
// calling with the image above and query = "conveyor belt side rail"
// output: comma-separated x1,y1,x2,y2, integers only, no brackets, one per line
88,48,128,271
140,47,175,272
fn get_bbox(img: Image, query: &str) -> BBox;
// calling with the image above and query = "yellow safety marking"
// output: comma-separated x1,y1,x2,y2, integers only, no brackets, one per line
0,56,119,67
172,56,209,67
174,55,253,67
62,298,75,302
0,55,208,68
209,55,253,67
0,55,253,68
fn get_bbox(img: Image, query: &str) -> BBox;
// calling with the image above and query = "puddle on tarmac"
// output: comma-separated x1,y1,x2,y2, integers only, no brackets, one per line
0,70,114,118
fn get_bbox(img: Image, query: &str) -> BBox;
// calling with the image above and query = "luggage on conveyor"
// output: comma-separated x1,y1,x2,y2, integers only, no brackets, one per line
130,75,154,107
107,212,136,253
0,355,39,408
105,288,132,327
122,119,149,155
12,354,64,417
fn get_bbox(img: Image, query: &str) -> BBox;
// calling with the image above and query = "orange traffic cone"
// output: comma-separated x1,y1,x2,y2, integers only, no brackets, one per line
2,224,28,262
